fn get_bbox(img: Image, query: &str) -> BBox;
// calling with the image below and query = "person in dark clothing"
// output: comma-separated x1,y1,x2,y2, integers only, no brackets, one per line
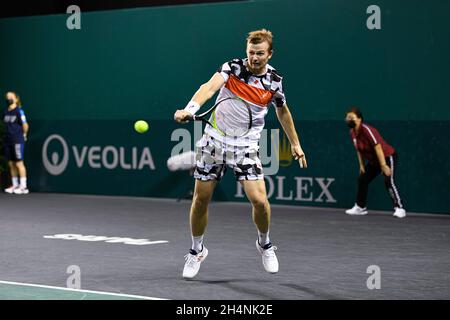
345,107,405,218
2,91,29,194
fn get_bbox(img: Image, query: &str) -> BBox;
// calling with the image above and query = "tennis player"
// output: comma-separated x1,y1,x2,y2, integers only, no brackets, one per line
345,107,406,218
3,91,29,195
174,29,307,279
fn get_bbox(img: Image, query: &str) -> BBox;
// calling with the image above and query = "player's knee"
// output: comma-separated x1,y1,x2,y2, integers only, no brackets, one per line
250,195,268,211
192,193,211,210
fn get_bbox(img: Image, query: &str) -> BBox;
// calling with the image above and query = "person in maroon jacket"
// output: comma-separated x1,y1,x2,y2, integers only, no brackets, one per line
345,107,406,218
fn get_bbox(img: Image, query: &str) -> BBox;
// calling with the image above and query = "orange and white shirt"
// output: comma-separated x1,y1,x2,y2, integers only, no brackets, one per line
204,58,286,146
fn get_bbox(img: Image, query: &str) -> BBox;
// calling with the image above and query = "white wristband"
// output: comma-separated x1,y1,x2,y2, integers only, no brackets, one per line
184,101,200,115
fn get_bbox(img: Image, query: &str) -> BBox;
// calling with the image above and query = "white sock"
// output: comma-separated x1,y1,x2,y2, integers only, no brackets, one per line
258,230,270,247
20,177,27,188
12,177,19,187
191,235,204,253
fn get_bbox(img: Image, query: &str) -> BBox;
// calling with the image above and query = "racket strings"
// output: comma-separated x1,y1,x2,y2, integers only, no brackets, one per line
214,99,251,137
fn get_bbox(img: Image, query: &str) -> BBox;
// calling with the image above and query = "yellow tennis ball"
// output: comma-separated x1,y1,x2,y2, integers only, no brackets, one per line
134,120,149,133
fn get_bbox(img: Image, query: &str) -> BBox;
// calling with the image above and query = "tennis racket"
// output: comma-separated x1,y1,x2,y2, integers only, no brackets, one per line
187,97,253,138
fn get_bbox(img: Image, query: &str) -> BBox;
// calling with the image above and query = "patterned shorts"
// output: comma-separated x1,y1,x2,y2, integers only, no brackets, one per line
194,134,264,181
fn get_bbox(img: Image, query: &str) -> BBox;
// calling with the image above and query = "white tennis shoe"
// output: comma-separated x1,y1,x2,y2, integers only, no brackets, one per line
393,207,406,218
13,187,29,195
345,204,368,215
183,247,208,279
4,185,18,194
256,240,279,274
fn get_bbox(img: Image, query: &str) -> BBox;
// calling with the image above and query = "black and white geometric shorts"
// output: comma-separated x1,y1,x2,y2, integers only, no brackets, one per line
193,134,264,181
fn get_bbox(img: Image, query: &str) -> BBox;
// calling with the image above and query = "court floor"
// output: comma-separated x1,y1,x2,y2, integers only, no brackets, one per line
0,193,449,300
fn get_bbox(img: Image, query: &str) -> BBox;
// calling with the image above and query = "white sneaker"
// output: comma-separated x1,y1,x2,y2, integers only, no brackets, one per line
393,207,406,218
13,187,29,195
183,247,208,279
345,204,368,215
256,240,279,274
4,185,19,194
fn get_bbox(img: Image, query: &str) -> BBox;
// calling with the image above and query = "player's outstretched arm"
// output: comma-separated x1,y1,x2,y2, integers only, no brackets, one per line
174,72,225,123
275,103,307,168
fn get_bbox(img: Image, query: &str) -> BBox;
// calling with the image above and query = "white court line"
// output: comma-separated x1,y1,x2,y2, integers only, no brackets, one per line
0,280,168,300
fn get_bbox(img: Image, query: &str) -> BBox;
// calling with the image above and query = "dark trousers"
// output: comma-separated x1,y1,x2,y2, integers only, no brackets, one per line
356,153,404,209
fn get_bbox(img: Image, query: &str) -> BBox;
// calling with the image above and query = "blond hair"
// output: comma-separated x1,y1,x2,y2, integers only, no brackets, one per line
5,91,22,106
246,29,273,51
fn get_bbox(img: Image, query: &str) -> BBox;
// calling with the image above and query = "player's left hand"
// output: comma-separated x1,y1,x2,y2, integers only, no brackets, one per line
292,144,307,168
